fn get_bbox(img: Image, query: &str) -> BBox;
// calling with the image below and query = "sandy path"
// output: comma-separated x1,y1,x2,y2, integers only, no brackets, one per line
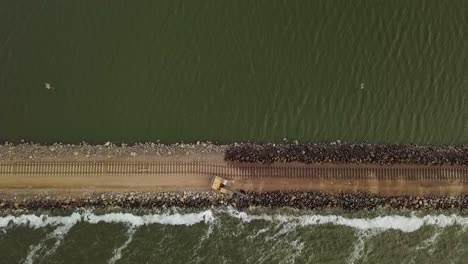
1,173,467,196
234,178,468,196
0,174,212,193
1,154,468,196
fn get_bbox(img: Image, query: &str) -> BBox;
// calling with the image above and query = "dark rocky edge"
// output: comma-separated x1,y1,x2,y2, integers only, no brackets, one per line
1,191,468,211
225,142,468,165
0,141,226,160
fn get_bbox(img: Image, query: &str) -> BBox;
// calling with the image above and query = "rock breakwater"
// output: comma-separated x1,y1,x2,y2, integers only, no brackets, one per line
0,142,226,161
225,143,468,165
1,191,467,211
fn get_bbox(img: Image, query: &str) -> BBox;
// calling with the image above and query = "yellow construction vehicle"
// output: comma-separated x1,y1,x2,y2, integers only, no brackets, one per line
210,176,247,197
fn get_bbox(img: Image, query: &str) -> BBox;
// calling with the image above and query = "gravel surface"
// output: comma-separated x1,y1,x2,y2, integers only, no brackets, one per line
4,142,468,166
225,142,468,166
0,142,227,161
1,191,467,211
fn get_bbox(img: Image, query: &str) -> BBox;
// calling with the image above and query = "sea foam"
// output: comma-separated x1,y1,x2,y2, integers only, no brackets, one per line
85,211,214,226
0,210,214,229
226,209,468,233
0,209,467,233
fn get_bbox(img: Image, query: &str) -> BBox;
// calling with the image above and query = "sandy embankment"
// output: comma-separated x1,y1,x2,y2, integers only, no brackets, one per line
2,156,468,197
1,142,468,198
0,142,223,194
2,142,468,211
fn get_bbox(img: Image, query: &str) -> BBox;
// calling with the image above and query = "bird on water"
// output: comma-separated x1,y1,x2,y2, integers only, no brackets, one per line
45,82,54,90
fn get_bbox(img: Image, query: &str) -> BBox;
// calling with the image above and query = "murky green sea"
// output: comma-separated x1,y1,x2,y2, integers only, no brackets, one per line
0,1,466,144
1,1,468,263
1,208,468,264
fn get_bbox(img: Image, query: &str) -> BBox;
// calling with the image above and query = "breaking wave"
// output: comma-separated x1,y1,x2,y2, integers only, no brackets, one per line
1,209,467,263
1,210,468,232
23,219,79,264
0,210,214,229
226,209,468,232
0,209,467,233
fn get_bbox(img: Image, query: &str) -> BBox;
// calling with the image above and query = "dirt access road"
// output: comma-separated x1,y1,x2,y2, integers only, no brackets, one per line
1,153,468,196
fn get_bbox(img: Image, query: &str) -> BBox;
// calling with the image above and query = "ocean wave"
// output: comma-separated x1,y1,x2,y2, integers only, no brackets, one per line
1,209,467,233
0,210,214,229
226,208,468,232
107,227,137,264
85,211,214,226
0,213,82,229
23,219,79,264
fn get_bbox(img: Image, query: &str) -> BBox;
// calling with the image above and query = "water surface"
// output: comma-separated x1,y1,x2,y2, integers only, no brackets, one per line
0,1,466,144
1,208,468,264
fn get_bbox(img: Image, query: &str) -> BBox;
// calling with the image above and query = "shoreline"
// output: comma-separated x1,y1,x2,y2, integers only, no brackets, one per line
4,141,468,166
1,191,467,212
0,141,227,162
0,140,468,166
226,143,468,166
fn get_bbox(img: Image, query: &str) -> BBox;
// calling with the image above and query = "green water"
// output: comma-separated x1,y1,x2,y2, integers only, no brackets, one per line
2,2,468,262
1,208,468,264
0,1,467,144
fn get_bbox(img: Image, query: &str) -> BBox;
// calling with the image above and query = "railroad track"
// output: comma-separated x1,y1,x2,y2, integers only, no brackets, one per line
1,162,468,182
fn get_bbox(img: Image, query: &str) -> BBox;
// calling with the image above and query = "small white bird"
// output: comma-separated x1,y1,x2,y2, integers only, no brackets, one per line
360,83,365,90
45,82,54,90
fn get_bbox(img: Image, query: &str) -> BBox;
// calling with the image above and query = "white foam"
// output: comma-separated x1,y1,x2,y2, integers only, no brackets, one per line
191,221,215,262
107,227,137,264
225,209,468,233
23,215,80,264
0,210,214,230
346,230,379,264
1,213,82,229
288,239,305,264
2,209,467,264
84,211,214,226
0,210,213,263
251,227,270,239
1,209,467,234
0,216,15,228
